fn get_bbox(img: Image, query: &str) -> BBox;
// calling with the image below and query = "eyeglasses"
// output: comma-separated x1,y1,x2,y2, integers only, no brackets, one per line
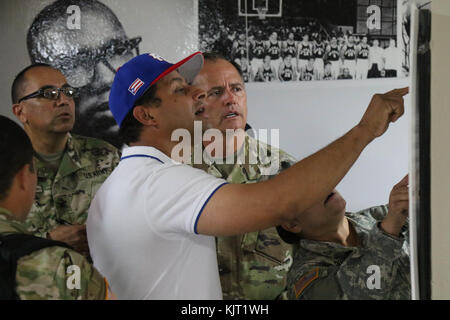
18,86,78,103
57,37,142,88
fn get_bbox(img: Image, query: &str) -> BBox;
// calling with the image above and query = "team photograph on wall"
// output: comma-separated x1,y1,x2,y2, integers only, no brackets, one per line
199,0,404,83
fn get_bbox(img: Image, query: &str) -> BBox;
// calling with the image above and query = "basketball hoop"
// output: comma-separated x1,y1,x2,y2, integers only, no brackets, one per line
256,7,267,19
237,0,282,19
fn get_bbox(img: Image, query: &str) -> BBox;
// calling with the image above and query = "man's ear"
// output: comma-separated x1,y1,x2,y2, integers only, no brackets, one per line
13,163,36,222
12,103,27,125
281,220,302,234
133,105,157,127
14,164,29,191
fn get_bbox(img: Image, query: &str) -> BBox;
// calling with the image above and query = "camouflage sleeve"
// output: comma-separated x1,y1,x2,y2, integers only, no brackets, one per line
289,225,408,300
16,247,106,300
111,147,121,169
333,223,408,299
357,205,409,244
277,148,297,171
401,217,409,243
356,205,389,221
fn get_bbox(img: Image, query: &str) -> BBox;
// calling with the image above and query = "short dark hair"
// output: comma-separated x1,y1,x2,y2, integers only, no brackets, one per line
118,83,159,145
11,63,54,104
0,116,35,201
202,52,243,80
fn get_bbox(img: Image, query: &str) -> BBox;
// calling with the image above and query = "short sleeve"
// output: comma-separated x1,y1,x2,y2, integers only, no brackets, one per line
145,164,227,236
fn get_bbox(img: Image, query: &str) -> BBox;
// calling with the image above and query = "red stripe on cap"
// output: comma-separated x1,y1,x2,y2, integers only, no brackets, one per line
149,51,203,87
134,81,144,92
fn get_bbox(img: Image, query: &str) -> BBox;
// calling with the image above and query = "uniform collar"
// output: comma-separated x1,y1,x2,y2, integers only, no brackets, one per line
64,133,83,168
201,134,248,166
35,133,92,180
201,134,274,164
0,207,30,234
298,236,356,258
196,134,284,179
121,145,173,164
298,214,369,257
0,207,13,217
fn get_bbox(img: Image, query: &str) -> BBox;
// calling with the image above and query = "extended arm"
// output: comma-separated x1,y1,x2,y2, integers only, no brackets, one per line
290,228,408,300
197,88,408,236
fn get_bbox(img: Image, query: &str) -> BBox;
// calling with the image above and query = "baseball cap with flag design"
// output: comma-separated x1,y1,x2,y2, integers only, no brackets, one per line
109,52,204,127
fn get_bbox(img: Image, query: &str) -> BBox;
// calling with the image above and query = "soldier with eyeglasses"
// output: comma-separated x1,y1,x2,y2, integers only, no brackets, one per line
11,63,120,257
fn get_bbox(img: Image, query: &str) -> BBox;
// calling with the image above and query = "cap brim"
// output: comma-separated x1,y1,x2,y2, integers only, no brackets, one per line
148,52,203,88
176,52,204,84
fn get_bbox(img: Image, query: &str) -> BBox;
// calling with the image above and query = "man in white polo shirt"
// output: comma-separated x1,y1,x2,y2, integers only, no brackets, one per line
87,52,408,299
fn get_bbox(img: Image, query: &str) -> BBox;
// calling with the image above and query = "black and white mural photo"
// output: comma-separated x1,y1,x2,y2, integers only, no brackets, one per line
1,0,407,147
199,0,404,83
0,0,195,148
27,0,142,148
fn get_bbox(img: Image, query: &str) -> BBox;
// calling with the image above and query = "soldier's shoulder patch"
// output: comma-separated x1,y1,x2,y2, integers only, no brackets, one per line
293,267,319,298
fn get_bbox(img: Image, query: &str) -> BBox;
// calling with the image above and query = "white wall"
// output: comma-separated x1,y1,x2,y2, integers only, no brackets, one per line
246,77,410,212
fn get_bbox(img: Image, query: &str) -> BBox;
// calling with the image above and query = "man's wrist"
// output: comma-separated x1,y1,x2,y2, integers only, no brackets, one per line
380,218,403,237
350,125,374,149
351,122,376,145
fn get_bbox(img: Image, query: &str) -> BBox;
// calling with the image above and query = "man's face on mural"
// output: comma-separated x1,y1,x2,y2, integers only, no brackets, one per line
70,29,140,146
28,0,141,147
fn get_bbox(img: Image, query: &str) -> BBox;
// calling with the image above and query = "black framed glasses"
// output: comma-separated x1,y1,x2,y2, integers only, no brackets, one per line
57,36,142,88
18,86,78,103
95,37,142,75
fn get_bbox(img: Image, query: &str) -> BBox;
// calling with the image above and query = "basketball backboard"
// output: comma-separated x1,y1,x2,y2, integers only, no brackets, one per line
237,0,282,18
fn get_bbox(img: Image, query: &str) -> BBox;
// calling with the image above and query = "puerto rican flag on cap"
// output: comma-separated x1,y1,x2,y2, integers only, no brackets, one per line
109,52,203,127
128,78,145,95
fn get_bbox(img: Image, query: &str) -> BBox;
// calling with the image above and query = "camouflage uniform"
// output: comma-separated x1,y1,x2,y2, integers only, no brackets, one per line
287,205,411,300
0,207,106,300
193,134,296,300
25,133,120,237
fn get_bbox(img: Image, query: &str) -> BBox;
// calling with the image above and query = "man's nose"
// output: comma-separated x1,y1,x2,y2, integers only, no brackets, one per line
192,86,206,102
91,60,116,89
223,87,237,106
56,90,72,107
91,54,131,90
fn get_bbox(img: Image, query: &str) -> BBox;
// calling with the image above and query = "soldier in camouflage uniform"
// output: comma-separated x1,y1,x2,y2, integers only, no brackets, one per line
0,209,107,299
11,64,120,254
194,134,296,299
28,133,120,238
192,53,295,299
0,115,108,300
279,176,411,299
